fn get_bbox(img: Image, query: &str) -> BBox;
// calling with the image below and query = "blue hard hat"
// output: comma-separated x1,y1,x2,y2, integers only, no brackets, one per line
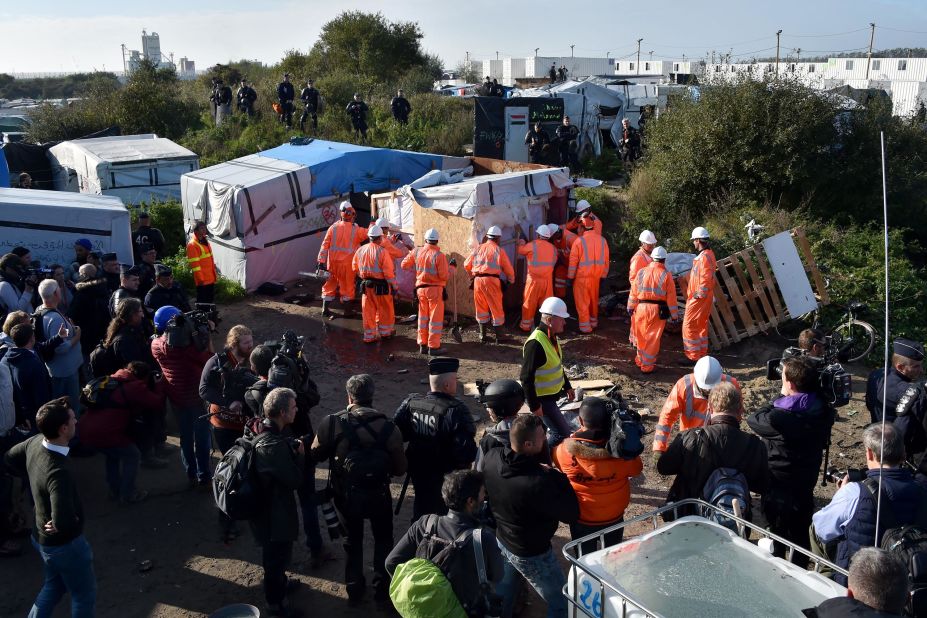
154,305,182,334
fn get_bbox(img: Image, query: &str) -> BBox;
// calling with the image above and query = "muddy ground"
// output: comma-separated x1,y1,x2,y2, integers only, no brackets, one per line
0,277,874,617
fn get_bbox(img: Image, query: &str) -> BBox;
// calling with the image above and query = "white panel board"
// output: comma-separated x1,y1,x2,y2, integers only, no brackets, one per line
762,231,818,316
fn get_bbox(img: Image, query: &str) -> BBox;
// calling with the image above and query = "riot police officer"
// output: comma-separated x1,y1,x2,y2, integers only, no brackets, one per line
277,73,296,129
236,79,257,116
299,79,320,132
393,357,477,520
866,338,924,423
524,122,550,164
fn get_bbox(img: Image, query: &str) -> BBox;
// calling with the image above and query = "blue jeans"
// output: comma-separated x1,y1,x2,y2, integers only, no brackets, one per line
174,402,212,481
541,398,571,447
50,373,81,414
100,444,140,499
29,535,96,618
497,542,566,618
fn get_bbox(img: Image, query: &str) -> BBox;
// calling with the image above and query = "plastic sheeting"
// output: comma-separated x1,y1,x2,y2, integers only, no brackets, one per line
0,150,8,188
48,134,199,205
0,188,133,266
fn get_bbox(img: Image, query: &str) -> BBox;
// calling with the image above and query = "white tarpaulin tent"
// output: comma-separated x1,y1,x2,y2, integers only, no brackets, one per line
48,134,199,205
0,188,133,266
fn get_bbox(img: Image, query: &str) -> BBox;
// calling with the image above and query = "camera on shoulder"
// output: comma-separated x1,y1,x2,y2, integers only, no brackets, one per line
765,343,852,408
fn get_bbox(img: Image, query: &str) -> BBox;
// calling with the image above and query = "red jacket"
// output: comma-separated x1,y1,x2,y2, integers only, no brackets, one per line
553,434,643,526
78,369,166,449
151,335,212,406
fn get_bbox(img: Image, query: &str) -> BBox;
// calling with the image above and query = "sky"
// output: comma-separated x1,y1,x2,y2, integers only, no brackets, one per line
1,0,926,74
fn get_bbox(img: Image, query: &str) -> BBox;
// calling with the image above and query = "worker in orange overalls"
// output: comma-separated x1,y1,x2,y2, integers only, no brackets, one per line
351,225,395,343
652,356,741,454
317,201,368,319
185,221,217,304
627,229,657,346
627,246,678,373
374,217,412,260
401,227,451,356
464,225,514,344
567,213,609,333
564,199,603,238
682,226,717,363
516,224,557,332
548,223,578,299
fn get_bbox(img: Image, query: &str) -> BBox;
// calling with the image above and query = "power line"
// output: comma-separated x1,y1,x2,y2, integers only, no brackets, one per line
781,27,870,38
876,26,927,35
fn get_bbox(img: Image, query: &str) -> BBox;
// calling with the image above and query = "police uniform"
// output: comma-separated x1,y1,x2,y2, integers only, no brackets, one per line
108,264,144,317
100,252,121,293
393,357,477,520
144,265,191,314
866,338,925,423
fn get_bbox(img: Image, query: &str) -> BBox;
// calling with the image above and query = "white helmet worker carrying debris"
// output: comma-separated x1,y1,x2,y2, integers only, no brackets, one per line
536,225,551,239
575,199,592,213
639,230,657,245
424,228,439,243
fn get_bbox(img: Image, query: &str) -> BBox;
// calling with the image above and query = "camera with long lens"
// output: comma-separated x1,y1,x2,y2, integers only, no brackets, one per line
824,466,866,485
765,337,852,407
316,490,345,540
165,310,212,351
264,329,311,392
25,267,53,286
194,303,221,330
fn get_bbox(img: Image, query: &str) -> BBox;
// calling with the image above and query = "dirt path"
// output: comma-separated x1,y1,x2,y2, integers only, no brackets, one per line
0,280,873,617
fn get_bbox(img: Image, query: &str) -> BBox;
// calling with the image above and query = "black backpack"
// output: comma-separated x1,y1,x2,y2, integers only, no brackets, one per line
603,395,646,460
89,341,118,378
698,430,752,536
31,307,54,343
336,413,393,494
213,434,268,521
80,376,125,410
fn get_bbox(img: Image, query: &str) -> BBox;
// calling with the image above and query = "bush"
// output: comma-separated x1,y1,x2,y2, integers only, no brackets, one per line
161,247,246,304
126,200,186,258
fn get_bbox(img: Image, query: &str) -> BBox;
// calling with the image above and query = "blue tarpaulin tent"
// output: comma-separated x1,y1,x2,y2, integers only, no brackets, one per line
0,150,9,188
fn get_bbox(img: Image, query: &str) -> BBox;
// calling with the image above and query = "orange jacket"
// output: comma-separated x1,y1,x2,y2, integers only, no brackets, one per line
382,235,410,260
628,262,678,319
464,241,514,281
318,221,368,265
401,244,448,287
517,238,557,279
567,231,609,280
553,436,643,525
653,372,741,451
565,214,603,237
186,238,216,286
352,242,395,284
687,248,717,301
629,248,654,285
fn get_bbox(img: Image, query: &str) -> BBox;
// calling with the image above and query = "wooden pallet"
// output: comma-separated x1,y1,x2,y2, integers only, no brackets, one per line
678,227,829,350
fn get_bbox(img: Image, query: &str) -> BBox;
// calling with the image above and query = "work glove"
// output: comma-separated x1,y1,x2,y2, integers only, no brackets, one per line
317,262,327,271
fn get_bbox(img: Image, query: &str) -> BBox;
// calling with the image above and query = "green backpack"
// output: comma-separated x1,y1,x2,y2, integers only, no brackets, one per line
389,557,468,618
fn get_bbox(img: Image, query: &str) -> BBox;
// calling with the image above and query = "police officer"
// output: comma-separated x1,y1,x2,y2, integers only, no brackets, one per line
866,338,924,423
136,243,157,294
524,122,550,163
390,89,411,125
394,357,477,520
236,79,257,116
299,79,320,132
555,116,579,168
108,264,143,317
345,93,369,142
144,265,191,314
276,73,296,129
133,211,165,260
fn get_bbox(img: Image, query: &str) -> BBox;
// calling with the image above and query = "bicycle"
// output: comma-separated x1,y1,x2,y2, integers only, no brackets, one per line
775,300,877,363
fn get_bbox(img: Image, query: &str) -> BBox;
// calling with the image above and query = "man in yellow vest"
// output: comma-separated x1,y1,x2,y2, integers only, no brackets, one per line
185,221,217,304
520,296,575,445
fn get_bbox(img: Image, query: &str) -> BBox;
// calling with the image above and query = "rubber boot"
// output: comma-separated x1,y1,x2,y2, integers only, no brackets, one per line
428,347,445,356
344,299,359,318
419,344,427,355
492,325,506,343
478,323,488,344
321,301,333,319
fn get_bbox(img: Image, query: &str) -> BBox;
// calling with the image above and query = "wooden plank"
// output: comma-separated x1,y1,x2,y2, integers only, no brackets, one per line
728,252,765,331
753,244,786,317
716,264,757,336
707,308,726,350
738,249,777,328
792,227,830,305
711,278,741,342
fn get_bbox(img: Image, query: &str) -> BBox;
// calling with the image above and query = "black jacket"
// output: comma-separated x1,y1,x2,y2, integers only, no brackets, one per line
68,277,110,354
111,325,155,369
108,286,142,317
482,445,579,557
658,416,768,511
747,393,833,495
246,420,303,545
144,282,191,313
805,596,902,618
133,225,165,259
1,347,51,426
391,96,411,118
277,81,295,103
300,87,319,109
394,392,477,481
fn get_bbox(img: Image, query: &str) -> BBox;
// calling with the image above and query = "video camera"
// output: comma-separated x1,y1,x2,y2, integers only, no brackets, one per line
824,466,866,485
195,303,221,329
166,310,213,351
765,339,852,408
264,329,312,393
25,267,53,285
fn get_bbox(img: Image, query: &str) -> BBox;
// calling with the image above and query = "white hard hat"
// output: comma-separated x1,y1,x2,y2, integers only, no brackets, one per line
539,296,571,319
375,217,389,229
546,223,559,235
691,226,710,240
536,224,550,239
486,225,502,238
652,246,667,260
576,199,591,213
368,225,383,238
339,201,354,212
639,230,657,244
694,356,723,390
424,228,439,242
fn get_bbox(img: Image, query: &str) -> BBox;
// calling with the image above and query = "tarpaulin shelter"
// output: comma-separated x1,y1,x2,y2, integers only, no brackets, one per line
180,139,468,291
1,142,54,190
48,134,199,205
371,157,573,316
0,188,133,266
0,150,8,188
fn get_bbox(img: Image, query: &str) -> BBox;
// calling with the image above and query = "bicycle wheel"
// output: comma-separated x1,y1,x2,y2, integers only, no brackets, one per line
833,319,876,363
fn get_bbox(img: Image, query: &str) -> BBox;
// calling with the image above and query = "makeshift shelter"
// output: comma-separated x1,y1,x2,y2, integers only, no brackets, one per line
0,188,133,266
0,150,8,188
372,157,573,317
180,139,468,291
48,134,199,205
1,142,54,190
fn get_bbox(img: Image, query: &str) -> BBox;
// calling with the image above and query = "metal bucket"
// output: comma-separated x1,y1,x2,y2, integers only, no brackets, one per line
208,604,260,618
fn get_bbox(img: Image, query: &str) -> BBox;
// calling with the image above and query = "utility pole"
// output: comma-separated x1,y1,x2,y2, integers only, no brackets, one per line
775,29,783,75
496,51,499,60
606,51,610,59
570,44,575,58
866,23,876,79
465,51,470,64
121,43,127,75
649,50,653,62
636,38,643,75
795,48,801,62
534,48,539,57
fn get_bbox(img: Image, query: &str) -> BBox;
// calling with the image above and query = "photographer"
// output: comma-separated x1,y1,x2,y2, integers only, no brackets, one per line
866,338,924,424
144,265,191,314
0,253,35,315
747,356,834,566
810,423,927,585
68,264,110,360
151,306,214,487
199,325,257,454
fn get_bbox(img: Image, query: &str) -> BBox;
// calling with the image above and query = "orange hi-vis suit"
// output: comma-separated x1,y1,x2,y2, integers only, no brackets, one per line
382,235,410,260
318,220,368,303
401,244,449,349
628,262,678,373
352,242,396,342
186,238,216,286
568,231,609,333
517,238,557,331
682,248,717,360
464,241,514,326
565,213,603,237
627,247,654,346
552,229,578,299
652,372,741,452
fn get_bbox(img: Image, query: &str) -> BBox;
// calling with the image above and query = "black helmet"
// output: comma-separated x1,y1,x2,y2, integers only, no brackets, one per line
481,379,525,417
